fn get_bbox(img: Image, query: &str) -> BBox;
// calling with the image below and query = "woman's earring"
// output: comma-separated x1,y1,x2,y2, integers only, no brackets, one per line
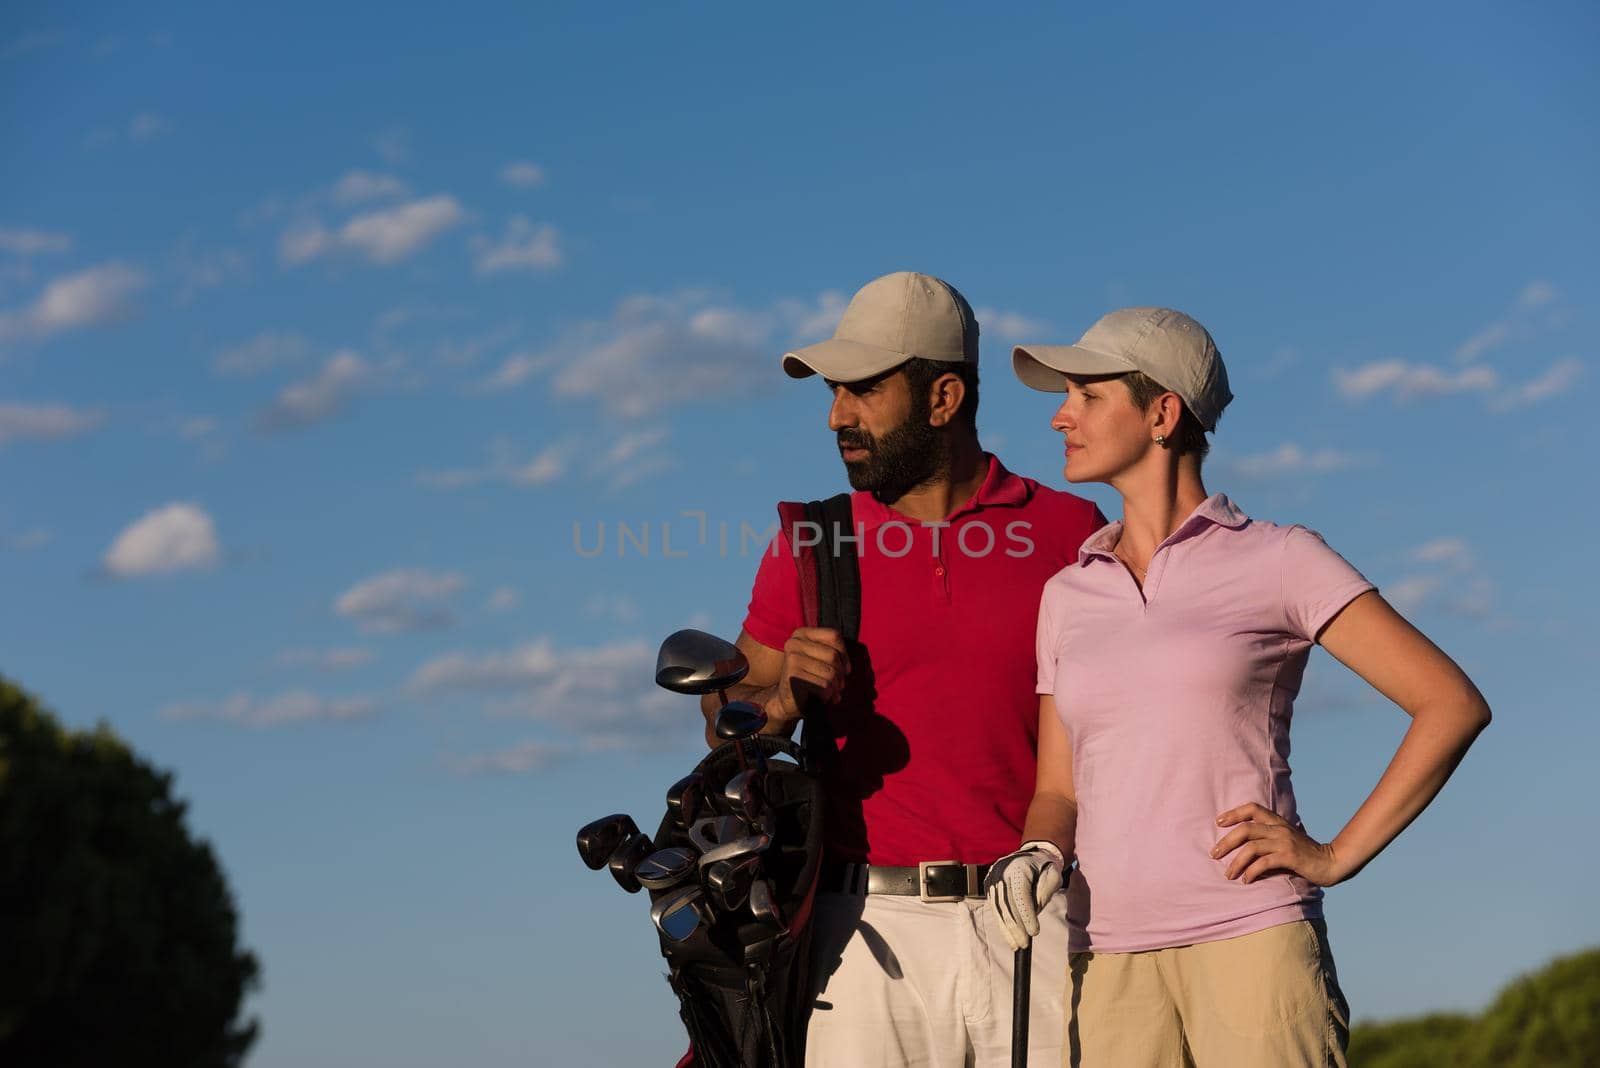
1154,434,1168,446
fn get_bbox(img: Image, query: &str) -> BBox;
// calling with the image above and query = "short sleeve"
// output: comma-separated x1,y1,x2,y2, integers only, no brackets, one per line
741,530,804,652
1035,581,1062,695
1281,526,1376,641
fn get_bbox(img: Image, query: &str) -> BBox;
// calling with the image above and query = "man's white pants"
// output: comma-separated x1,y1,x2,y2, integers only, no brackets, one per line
804,891,1068,1067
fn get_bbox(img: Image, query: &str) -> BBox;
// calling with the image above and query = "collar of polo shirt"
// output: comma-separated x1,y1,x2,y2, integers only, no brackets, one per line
1078,494,1249,567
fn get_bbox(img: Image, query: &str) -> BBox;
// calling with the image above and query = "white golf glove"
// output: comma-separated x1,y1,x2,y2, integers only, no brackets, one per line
984,840,1066,951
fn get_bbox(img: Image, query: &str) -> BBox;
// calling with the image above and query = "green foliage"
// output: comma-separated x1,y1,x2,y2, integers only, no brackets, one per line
1350,948,1600,1068
0,678,260,1068
1348,1012,1473,1067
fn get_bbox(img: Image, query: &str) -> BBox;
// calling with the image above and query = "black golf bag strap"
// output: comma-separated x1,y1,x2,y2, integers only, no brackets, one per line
781,493,859,772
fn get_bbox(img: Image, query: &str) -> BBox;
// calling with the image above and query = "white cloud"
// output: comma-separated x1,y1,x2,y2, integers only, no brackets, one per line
1454,278,1559,363
277,646,378,671
340,196,463,264
485,587,520,612
408,637,692,762
585,593,639,624
161,689,376,726
332,170,409,204
1228,443,1361,478
975,307,1048,342
255,350,369,431
0,262,146,341
1333,360,1498,402
1499,358,1582,408
498,161,546,188
335,568,465,632
1386,537,1496,620
0,228,71,256
1384,575,1439,614
594,427,671,489
473,216,562,274
280,195,465,267
1517,280,1556,309
128,111,172,141
214,330,310,376
0,402,103,445
417,441,569,490
173,244,249,304
476,350,549,392
446,739,567,776
1411,537,1472,567
102,502,220,578
550,292,786,417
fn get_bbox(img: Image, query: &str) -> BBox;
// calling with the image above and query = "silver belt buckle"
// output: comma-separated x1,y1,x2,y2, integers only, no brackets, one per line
917,859,964,903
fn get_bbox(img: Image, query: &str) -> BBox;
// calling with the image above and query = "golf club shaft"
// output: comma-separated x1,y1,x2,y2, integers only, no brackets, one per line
1012,943,1031,1067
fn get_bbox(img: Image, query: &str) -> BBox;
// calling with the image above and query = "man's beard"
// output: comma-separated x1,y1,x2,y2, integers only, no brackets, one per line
837,402,948,501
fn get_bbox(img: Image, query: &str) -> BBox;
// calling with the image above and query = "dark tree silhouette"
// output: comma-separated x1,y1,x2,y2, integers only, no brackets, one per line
0,678,260,1067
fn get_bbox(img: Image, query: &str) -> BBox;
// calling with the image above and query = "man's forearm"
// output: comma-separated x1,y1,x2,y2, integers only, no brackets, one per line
699,683,799,749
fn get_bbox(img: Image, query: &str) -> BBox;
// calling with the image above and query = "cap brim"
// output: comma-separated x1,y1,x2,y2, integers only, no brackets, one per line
1010,344,1138,392
782,337,915,382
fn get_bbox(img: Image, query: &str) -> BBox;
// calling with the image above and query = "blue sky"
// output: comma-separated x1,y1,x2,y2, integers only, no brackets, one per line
2,3,1596,1065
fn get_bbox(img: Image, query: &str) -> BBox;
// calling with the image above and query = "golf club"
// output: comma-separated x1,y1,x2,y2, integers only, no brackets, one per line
608,831,655,893
654,629,749,703
722,768,769,833
714,700,768,772
704,853,763,913
635,847,698,891
1012,943,1032,1068
576,813,638,870
686,816,721,855
748,878,785,931
665,772,704,829
696,831,771,875
650,884,708,942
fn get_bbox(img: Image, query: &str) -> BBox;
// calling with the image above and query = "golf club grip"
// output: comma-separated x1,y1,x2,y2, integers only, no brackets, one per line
1012,943,1031,1068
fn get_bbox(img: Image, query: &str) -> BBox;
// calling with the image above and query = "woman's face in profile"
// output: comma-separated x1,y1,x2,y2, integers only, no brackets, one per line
1050,375,1152,484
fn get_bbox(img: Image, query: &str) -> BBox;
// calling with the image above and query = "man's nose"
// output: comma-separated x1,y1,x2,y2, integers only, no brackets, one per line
828,391,856,432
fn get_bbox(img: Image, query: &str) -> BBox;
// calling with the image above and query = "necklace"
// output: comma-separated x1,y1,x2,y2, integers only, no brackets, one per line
1114,545,1149,579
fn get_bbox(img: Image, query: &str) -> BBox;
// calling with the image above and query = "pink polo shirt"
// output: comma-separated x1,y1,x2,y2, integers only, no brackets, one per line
1037,494,1375,953
743,455,1105,866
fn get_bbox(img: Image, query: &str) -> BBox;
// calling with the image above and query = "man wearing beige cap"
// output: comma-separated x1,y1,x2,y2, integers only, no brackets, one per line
702,271,1105,1065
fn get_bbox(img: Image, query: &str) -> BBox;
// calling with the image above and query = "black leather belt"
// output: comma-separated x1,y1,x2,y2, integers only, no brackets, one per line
821,859,992,902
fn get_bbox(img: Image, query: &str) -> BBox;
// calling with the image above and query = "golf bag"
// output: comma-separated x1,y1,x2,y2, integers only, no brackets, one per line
655,493,858,1068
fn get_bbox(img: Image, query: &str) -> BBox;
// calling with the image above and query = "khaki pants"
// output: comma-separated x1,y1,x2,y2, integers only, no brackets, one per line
805,892,1069,1067
1065,920,1349,1068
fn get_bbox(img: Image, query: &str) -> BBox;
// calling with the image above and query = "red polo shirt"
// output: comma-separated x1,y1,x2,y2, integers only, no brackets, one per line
742,454,1105,866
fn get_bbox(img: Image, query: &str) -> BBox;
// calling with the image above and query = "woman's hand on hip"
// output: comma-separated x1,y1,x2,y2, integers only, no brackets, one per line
1211,803,1352,887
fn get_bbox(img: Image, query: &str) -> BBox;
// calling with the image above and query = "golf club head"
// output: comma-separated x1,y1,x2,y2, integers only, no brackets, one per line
635,847,697,891
705,853,762,912
722,769,766,828
576,813,638,870
665,772,703,828
697,832,771,874
608,831,655,893
714,701,767,742
654,630,749,695
748,878,786,931
650,884,707,942
686,816,719,855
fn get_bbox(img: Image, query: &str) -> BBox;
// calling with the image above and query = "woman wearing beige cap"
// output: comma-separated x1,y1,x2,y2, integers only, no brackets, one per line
981,307,1491,1066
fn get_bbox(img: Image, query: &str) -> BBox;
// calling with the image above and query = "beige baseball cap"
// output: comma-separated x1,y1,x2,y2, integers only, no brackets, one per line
783,271,979,382
1012,306,1233,431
